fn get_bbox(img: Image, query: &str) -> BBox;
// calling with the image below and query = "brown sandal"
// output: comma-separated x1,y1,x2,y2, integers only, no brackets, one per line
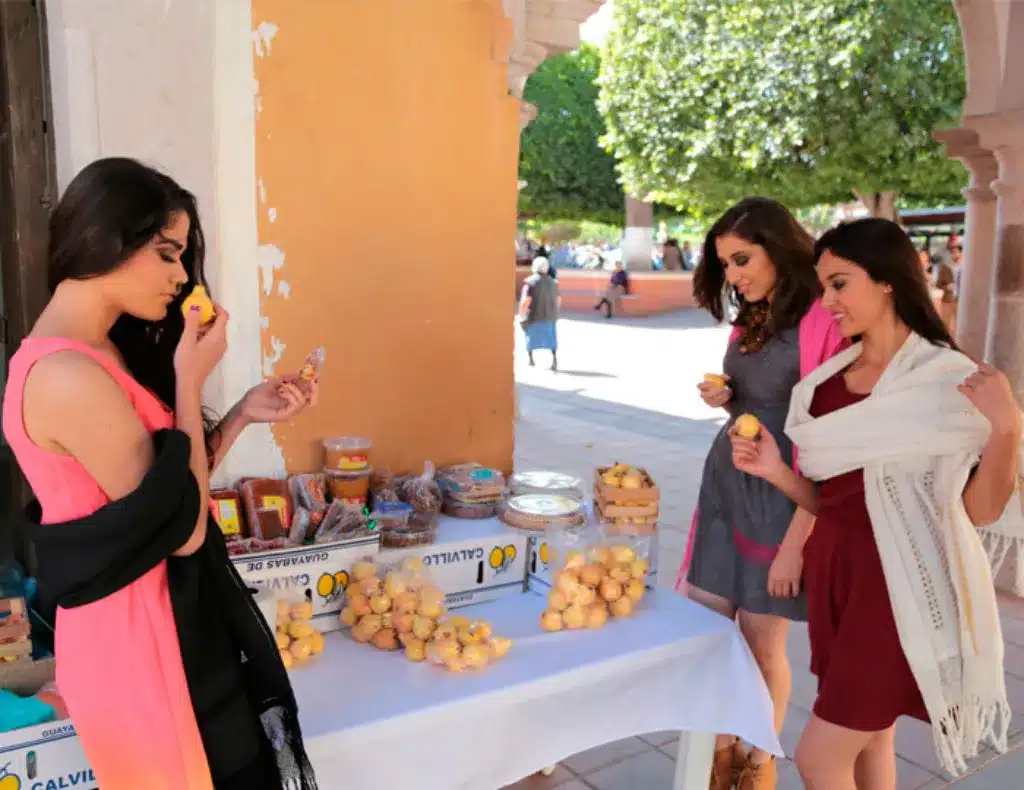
709,741,748,790
736,756,776,790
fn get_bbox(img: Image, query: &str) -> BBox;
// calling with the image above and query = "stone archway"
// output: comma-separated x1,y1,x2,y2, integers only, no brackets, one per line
940,1,1024,595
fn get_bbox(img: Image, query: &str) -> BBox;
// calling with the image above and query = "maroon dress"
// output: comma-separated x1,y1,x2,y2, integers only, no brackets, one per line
803,372,929,731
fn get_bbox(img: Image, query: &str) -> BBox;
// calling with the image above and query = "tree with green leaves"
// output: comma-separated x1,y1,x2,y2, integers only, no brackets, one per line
598,0,968,218
518,44,624,223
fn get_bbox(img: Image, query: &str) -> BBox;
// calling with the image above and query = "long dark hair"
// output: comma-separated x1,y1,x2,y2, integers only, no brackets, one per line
48,157,208,411
814,218,956,349
693,197,819,332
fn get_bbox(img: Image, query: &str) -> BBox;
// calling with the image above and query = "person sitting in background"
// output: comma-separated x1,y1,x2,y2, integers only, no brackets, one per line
682,240,697,270
662,239,684,271
594,261,630,319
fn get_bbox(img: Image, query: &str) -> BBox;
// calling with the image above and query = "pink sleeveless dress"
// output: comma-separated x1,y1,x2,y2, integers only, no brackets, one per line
2,338,214,790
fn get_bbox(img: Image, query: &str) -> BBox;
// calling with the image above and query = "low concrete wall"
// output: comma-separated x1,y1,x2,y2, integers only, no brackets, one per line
515,267,695,316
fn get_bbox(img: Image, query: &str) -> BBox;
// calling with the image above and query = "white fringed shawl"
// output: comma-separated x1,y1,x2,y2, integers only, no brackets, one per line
786,334,1021,775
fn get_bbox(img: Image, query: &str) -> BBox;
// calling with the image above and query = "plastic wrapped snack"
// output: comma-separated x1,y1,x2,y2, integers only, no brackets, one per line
370,467,400,505
422,615,512,672
211,489,245,537
240,478,292,540
437,464,506,501
314,500,373,544
340,556,449,656
539,526,653,633
288,473,329,543
297,346,325,383
397,462,443,517
506,470,584,500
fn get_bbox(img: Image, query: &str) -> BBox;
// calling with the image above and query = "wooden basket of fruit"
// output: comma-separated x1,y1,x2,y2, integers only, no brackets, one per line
593,505,658,535
593,464,660,505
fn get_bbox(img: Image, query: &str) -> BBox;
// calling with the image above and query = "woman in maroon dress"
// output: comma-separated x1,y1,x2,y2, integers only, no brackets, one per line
727,219,1020,790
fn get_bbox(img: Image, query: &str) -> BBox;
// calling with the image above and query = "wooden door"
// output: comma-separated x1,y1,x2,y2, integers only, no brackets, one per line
0,0,56,568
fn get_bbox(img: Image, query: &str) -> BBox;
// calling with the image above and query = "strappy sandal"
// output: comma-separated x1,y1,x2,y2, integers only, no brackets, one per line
709,740,748,790
736,756,777,790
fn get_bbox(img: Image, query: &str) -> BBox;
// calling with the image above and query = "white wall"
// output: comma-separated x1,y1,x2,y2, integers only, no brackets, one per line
46,0,279,481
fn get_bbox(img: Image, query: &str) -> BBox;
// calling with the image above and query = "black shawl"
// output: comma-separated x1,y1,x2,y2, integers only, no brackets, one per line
26,429,317,790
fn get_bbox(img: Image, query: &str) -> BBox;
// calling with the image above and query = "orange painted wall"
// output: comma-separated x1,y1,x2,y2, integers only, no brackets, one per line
252,0,519,474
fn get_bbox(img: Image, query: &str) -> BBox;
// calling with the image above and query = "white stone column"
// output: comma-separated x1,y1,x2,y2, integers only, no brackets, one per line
623,195,654,270
974,110,1024,406
934,128,999,361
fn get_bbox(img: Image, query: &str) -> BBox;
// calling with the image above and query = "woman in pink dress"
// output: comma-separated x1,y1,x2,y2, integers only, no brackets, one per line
2,158,319,789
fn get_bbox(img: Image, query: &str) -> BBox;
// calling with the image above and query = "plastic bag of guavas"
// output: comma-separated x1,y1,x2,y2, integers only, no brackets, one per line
340,555,512,671
539,527,652,633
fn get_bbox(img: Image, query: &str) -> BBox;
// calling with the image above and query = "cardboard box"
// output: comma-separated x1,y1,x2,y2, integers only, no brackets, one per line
378,517,528,608
525,531,659,593
232,534,380,632
0,720,96,790
593,467,660,504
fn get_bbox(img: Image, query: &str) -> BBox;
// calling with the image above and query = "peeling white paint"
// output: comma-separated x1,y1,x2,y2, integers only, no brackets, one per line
252,22,279,58
268,207,277,223
257,243,286,295
255,94,263,116
277,280,291,299
258,178,267,204
263,335,286,376
260,315,270,330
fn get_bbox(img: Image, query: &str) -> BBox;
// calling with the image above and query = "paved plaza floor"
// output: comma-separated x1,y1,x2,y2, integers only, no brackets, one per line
509,310,1024,789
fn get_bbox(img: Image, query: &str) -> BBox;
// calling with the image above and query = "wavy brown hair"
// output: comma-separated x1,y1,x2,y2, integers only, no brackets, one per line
693,197,820,332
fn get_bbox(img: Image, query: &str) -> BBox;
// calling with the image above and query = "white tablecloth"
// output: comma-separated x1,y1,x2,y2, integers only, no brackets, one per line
291,588,781,790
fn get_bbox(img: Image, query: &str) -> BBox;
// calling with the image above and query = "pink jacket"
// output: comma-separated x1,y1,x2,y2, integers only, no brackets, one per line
675,299,846,592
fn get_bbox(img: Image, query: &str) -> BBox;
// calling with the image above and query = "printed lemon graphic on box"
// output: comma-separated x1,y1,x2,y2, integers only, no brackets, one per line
0,763,21,790
489,544,518,574
316,570,349,603
539,542,550,566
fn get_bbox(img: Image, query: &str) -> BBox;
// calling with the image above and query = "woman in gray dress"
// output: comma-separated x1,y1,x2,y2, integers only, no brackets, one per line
686,198,826,790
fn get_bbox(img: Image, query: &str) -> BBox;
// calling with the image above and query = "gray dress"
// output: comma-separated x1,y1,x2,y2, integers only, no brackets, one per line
687,326,804,620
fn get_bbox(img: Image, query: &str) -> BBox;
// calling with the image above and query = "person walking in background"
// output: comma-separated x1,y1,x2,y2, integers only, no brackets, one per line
730,218,1015,790
519,257,560,370
594,261,630,319
934,240,963,335
681,197,846,790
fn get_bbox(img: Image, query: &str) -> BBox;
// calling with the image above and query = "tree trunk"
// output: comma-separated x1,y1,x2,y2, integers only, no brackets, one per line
853,190,900,222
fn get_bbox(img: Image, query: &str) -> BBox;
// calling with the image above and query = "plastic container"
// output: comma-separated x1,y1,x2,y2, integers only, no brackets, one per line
442,499,498,519
324,436,372,472
369,501,414,532
499,493,586,532
327,468,372,504
381,516,439,549
506,471,584,500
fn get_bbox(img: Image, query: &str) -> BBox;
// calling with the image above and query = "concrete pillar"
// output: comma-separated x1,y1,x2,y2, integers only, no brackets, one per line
934,128,999,360
974,109,1024,406
623,195,654,271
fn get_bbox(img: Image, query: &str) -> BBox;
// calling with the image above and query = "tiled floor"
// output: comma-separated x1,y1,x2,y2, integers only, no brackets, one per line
508,311,1024,788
